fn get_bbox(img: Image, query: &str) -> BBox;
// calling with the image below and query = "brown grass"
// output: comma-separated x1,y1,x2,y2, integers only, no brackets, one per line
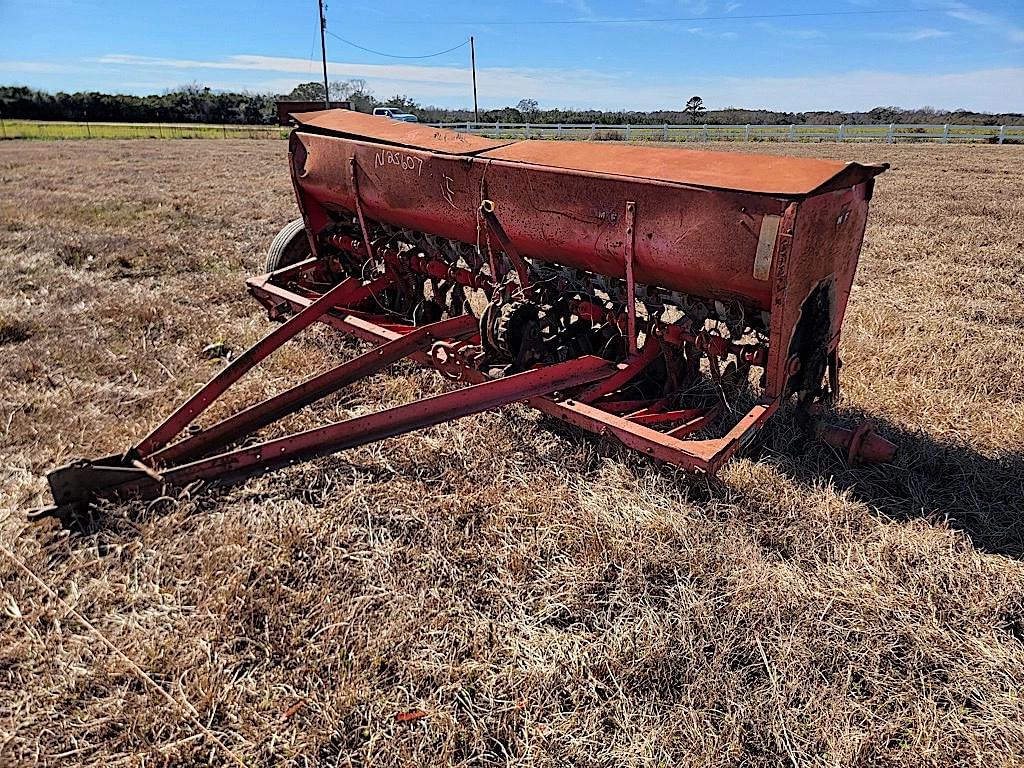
1,138,1023,767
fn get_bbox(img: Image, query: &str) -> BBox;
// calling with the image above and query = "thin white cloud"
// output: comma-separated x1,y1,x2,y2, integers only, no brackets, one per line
942,1,1024,44
15,53,1022,112
698,68,1024,113
684,26,739,39
870,28,951,41
89,53,625,102
679,0,710,15
752,22,825,40
547,0,593,16
93,54,479,85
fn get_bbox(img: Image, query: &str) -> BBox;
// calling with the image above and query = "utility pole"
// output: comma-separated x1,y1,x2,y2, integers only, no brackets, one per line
470,36,479,123
318,0,330,108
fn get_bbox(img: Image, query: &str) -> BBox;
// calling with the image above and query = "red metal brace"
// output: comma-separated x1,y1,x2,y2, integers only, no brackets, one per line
149,314,480,467
33,355,614,523
479,199,531,291
131,273,394,459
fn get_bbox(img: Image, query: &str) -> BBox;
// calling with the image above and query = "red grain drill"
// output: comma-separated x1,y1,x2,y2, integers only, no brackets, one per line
33,111,895,525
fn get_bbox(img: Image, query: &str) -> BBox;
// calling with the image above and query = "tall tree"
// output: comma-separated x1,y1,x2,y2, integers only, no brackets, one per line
287,82,327,101
383,94,421,112
347,87,378,113
683,96,706,124
329,78,368,100
516,98,539,120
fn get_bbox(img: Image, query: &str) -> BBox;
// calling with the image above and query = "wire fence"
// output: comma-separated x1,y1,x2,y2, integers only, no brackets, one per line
0,120,289,140
3,119,1021,144
431,122,1023,144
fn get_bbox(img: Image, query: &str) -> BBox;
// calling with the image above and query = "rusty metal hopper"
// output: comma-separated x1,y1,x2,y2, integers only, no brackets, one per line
33,114,893,526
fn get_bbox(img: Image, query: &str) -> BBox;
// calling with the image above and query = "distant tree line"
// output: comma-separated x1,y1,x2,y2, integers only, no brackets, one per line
0,84,276,124
420,97,1024,127
2,84,1021,126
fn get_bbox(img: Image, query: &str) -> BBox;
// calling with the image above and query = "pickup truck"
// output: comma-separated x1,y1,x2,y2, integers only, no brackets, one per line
372,106,418,123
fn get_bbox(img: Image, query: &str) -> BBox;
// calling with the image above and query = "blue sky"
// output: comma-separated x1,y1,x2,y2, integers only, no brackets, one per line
1,0,1022,112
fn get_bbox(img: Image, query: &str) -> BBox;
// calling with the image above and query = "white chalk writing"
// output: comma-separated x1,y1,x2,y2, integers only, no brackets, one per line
374,149,424,176
441,175,456,209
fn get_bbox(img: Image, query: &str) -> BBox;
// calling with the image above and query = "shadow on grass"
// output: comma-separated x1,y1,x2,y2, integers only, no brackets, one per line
751,408,1024,559
539,399,1024,559
54,402,1022,562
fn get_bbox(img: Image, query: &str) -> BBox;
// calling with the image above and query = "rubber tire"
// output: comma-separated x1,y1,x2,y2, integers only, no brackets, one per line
264,218,312,274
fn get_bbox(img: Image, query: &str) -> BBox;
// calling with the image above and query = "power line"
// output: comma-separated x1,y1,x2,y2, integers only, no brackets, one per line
308,16,318,74
325,30,470,59
383,8,937,26
319,8,939,61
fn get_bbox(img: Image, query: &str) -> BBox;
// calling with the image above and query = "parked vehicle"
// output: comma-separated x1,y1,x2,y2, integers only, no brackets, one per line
372,106,418,122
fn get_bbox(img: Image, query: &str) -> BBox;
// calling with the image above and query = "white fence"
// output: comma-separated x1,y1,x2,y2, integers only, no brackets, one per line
5,119,1020,145
429,122,1023,144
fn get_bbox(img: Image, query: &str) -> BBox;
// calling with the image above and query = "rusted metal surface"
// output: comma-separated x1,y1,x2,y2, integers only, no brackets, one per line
32,120,894,526
482,139,885,196
292,109,512,154
289,127,884,310
818,421,898,466
37,353,614,521
623,200,638,354
242,281,752,475
275,101,351,126
149,314,479,467
293,110,885,195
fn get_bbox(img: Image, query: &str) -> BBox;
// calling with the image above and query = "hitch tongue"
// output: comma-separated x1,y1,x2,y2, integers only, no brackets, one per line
28,456,157,526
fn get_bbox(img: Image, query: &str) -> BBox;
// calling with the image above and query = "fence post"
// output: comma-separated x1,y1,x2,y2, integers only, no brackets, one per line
886,123,894,144
625,124,631,140
222,124,227,138
999,125,1006,145
942,123,949,143
701,124,707,142
837,124,845,143
557,123,562,137
590,123,596,139
525,121,530,138
85,121,91,139
662,123,668,141
744,124,750,142
788,124,795,141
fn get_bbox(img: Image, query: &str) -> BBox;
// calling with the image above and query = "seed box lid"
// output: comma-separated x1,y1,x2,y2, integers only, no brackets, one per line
293,110,886,197
291,109,513,155
483,141,887,197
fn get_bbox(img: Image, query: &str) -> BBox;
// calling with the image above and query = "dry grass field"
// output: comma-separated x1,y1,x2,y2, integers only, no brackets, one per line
1,138,1022,767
